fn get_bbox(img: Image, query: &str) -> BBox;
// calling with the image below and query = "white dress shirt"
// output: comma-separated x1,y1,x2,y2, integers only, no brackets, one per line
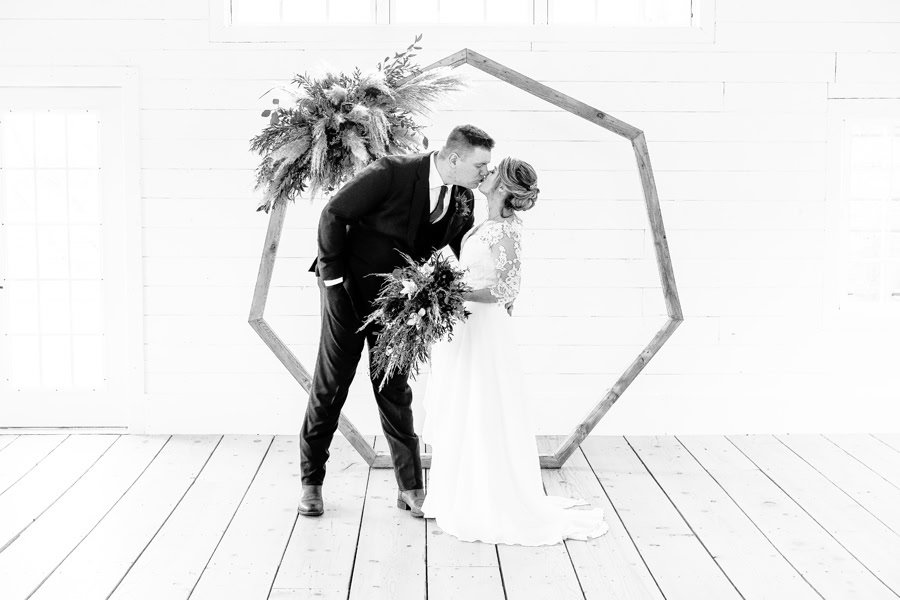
428,150,450,222
325,153,447,287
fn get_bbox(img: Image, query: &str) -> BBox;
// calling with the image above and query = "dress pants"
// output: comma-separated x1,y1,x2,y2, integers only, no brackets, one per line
299,276,423,491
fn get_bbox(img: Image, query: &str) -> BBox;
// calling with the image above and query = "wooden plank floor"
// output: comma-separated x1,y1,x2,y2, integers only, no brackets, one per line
0,432,898,600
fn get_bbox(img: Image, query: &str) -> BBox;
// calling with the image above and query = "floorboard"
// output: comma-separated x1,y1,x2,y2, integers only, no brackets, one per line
0,434,68,496
188,435,301,600
777,434,900,535
825,433,900,491
109,435,273,599
873,434,900,453
582,436,742,600
270,434,374,600
424,443,507,600
628,435,820,600
540,436,664,600
0,435,118,551
0,434,20,454
349,436,427,599
0,432,896,600
31,435,221,599
680,434,897,600
0,435,168,599
730,434,900,595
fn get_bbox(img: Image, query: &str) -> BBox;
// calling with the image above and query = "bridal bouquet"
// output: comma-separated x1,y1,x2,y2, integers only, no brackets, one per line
360,251,472,390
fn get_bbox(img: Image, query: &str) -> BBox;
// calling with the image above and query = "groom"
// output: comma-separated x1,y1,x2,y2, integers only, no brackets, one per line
299,125,495,517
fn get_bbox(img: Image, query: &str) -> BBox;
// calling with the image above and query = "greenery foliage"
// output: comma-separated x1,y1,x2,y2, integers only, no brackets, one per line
359,251,472,391
251,35,463,212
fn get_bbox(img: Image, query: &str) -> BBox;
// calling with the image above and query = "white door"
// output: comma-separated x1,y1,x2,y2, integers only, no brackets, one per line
0,86,137,427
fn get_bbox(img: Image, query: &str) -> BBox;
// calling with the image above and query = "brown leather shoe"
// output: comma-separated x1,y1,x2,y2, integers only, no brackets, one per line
298,484,324,517
396,488,425,518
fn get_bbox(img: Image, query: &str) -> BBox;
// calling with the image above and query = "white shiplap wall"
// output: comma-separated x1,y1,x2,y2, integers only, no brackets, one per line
2,0,899,434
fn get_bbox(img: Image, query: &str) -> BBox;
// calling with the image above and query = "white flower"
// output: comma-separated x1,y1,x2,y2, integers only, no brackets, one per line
407,314,419,326
323,85,347,105
400,280,417,297
417,308,426,317
419,263,434,276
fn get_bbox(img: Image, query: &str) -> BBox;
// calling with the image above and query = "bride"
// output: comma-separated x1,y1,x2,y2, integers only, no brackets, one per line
419,157,610,546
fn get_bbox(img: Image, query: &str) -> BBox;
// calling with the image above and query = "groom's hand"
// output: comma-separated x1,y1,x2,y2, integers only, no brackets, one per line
323,278,359,319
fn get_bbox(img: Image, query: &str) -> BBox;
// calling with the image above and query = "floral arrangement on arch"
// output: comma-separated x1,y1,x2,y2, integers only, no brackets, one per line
251,35,463,213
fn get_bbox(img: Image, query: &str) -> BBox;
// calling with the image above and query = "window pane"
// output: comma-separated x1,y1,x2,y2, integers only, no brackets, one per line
847,231,880,260
888,232,900,260
69,225,103,279
66,112,99,169
37,225,69,279
35,170,68,224
68,170,101,225
846,261,879,302
73,335,105,389
1,169,36,224
5,224,38,279
889,201,900,231
283,0,327,22
39,280,71,334
887,262,900,302
0,112,34,169
851,134,889,168
232,0,279,23
442,0,484,23
41,334,72,388
596,0,639,25
394,0,438,23
71,280,104,334
329,0,373,23
6,280,39,334
847,200,883,231
6,335,40,388
644,0,691,26
486,0,531,23
34,112,67,168
551,0,595,23
892,133,900,169
850,167,890,200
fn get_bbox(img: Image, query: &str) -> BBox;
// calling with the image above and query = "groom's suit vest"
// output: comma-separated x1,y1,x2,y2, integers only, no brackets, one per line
422,185,462,252
312,153,474,309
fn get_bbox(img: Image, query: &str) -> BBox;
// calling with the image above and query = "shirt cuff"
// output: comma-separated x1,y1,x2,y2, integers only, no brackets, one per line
323,277,344,286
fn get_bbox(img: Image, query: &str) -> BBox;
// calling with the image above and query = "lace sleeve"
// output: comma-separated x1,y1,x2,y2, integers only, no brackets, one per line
484,218,523,305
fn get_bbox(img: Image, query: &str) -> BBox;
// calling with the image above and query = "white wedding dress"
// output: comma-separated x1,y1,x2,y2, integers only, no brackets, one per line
420,214,610,546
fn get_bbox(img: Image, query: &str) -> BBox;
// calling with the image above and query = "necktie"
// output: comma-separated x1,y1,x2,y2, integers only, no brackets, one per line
430,185,448,223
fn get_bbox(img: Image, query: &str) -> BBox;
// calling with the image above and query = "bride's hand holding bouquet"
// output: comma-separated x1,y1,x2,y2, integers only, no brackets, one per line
360,252,472,390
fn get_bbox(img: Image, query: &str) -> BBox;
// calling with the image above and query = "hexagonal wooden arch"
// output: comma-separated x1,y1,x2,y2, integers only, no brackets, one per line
249,48,683,469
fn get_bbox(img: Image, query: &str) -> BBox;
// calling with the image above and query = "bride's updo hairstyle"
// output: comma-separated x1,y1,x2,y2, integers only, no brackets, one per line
496,157,539,216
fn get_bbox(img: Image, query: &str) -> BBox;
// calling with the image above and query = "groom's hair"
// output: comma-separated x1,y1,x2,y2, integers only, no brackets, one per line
440,125,494,158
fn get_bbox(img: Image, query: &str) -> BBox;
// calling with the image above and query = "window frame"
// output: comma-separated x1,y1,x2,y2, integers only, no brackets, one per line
207,0,716,46
0,67,143,428
825,97,900,322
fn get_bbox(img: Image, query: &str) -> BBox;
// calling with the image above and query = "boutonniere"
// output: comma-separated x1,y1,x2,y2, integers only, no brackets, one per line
453,189,471,218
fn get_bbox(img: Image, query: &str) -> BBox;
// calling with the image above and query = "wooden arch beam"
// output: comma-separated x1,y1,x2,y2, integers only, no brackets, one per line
250,48,683,469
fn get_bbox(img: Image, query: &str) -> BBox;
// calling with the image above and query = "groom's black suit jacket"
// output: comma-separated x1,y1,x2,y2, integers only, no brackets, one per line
309,152,475,311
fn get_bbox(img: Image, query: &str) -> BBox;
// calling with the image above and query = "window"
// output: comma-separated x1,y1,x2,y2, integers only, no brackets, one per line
549,0,691,26
212,0,712,43
0,109,105,390
229,0,690,26
839,121,900,310
0,75,141,428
